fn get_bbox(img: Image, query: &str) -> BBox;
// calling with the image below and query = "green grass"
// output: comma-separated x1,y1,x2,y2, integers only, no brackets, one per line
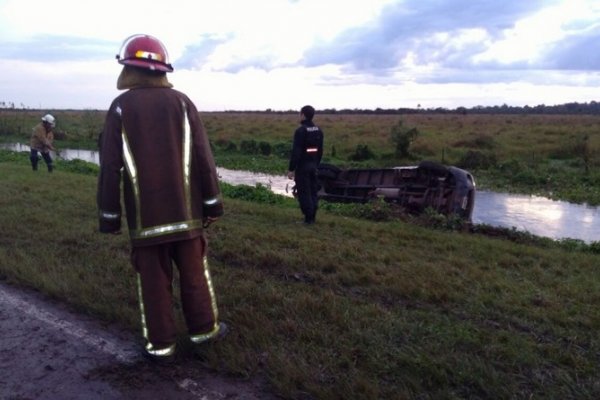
3,110,600,205
1,160,600,399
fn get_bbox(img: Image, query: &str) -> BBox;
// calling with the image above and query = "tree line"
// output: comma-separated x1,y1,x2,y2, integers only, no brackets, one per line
302,101,600,115
239,101,600,115
3,101,600,115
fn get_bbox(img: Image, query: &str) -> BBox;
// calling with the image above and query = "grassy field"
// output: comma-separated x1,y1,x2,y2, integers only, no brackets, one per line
4,110,600,161
1,157,599,399
2,109,600,204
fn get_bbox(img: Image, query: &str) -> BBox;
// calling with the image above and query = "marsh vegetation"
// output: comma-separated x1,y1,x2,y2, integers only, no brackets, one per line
2,109,599,204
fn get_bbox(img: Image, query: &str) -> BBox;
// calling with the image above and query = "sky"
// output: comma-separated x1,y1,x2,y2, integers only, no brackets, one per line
1,0,599,111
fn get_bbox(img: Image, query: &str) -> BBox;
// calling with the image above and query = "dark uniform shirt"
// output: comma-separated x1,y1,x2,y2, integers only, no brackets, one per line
288,120,324,173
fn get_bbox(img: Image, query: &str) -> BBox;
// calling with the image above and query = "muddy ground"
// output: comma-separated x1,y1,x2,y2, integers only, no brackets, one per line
0,280,279,400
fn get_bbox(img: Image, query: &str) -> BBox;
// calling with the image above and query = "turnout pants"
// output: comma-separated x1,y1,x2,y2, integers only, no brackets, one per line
131,236,219,351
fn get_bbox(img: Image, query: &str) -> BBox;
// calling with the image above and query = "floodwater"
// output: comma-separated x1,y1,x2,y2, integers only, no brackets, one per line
472,191,599,243
3,143,599,243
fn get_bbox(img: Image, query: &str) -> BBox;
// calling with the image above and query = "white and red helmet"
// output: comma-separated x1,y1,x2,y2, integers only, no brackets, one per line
116,34,174,72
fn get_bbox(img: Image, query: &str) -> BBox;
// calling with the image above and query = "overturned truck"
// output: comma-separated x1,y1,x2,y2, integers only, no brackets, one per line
316,161,476,221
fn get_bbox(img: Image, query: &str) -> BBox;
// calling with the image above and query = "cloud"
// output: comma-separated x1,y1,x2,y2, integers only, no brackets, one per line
1,0,598,110
301,0,547,73
175,35,232,70
0,35,117,62
540,31,600,70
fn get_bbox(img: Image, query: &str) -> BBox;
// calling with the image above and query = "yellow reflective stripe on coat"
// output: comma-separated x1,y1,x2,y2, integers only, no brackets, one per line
131,219,204,239
121,106,198,239
182,101,193,219
121,130,142,231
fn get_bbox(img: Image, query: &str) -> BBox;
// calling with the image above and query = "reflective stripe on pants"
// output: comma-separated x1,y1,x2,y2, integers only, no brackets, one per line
133,236,219,350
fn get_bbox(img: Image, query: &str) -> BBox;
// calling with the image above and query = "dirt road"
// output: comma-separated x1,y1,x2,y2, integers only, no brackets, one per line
0,280,276,400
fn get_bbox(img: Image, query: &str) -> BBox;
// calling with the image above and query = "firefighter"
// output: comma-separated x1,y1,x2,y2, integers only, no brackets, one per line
97,34,227,362
30,114,56,172
287,105,324,224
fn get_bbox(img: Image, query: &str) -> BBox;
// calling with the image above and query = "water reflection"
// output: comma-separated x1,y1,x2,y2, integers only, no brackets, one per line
1,142,101,165
59,148,100,165
216,168,293,196
472,191,599,243
2,143,598,243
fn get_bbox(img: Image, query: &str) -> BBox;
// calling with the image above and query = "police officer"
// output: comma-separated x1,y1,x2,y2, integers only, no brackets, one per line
97,34,227,362
287,105,324,224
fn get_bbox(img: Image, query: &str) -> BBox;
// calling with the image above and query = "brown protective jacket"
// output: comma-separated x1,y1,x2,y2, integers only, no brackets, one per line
30,123,54,152
97,68,223,247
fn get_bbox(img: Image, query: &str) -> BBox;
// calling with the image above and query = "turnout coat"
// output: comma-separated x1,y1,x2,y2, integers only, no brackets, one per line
97,70,223,247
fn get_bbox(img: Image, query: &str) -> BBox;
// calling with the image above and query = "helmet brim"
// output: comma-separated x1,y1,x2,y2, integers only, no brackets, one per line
119,58,173,73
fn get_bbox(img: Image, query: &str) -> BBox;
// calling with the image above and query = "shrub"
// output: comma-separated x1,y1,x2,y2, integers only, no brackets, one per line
496,159,526,176
588,241,600,254
216,138,238,152
454,133,496,150
60,159,99,175
221,183,284,204
390,120,419,158
418,207,466,231
358,198,394,221
272,142,291,158
320,198,393,221
410,141,436,157
458,150,497,170
349,144,375,161
240,139,258,155
557,238,588,252
258,141,272,156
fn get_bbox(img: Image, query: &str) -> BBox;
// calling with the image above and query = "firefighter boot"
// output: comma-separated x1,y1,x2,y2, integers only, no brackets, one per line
191,322,229,358
142,342,177,364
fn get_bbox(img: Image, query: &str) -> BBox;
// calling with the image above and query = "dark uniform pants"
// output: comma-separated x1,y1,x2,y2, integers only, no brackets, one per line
30,149,53,171
295,167,319,223
131,236,218,349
